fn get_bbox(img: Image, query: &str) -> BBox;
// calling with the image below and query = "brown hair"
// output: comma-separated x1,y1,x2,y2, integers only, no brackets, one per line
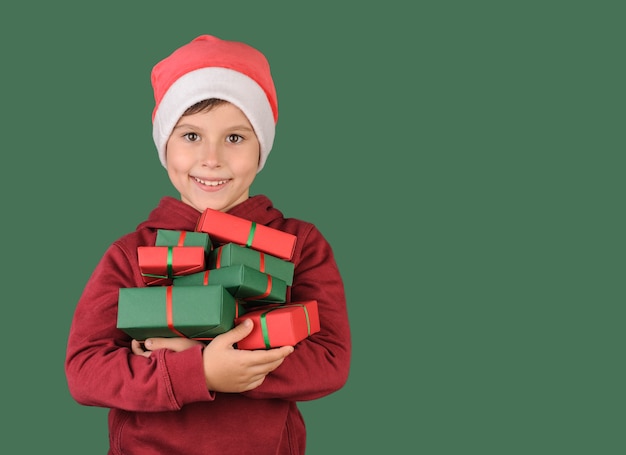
183,98,228,116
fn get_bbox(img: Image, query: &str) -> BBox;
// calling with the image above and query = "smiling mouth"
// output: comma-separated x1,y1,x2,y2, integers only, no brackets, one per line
193,177,229,187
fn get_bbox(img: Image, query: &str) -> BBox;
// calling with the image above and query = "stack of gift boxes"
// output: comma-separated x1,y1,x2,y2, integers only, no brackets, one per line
117,208,320,350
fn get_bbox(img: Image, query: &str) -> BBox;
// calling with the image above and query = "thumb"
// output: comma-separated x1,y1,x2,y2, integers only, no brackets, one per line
217,318,255,345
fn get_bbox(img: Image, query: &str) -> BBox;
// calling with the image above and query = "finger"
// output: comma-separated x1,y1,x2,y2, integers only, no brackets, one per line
144,337,203,352
247,345,294,362
274,345,295,357
262,346,294,364
131,339,151,358
258,351,292,373
240,347,293,377
244,375,268,391
242,356,291,390
213,319,255,346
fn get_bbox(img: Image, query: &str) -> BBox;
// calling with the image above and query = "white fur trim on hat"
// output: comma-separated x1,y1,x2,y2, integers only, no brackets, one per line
152,67,276,173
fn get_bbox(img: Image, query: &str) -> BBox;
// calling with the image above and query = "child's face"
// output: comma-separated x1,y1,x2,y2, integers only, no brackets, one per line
165,102,260,213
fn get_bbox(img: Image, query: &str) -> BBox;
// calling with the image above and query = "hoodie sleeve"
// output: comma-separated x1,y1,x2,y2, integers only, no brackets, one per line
65,240,215,412
244,224,352,401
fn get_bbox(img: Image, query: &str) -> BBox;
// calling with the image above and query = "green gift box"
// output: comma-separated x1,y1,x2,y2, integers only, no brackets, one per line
155,229,212,253
208,243,294,286
174,264,287,304
117,285,237,340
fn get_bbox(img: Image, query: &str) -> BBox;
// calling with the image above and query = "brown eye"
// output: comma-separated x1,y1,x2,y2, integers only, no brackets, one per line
227,134,243,144
184,133,199,142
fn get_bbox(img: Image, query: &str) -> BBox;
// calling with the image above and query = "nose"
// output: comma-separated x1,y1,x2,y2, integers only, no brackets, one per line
199,140,222,168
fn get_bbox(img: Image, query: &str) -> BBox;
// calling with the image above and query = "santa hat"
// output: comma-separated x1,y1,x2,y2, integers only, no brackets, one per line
151,35,278,172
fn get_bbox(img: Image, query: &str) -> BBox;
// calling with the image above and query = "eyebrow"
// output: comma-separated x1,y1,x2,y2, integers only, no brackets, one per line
172,123,254,132
171,123,197,131
226,125,255,132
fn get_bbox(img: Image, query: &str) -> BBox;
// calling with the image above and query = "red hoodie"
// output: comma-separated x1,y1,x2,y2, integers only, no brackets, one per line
65,196,351,455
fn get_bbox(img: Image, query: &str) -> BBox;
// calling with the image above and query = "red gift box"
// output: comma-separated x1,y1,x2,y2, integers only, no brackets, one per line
234,300,320,349
138,246,206,286
195,208,296,261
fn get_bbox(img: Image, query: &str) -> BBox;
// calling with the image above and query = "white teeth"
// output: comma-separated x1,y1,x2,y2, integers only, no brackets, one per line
194,177,227,187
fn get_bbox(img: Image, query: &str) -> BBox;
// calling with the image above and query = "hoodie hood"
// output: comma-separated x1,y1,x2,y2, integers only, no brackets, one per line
135,195,285,233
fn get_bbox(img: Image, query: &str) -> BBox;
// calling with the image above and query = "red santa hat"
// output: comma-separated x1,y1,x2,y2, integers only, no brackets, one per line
151,35,278,172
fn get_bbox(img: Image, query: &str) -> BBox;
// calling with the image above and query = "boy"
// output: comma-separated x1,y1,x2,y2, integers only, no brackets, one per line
65,35,351,455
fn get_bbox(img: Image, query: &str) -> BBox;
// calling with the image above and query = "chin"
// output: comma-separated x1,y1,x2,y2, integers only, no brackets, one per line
197,201,231,213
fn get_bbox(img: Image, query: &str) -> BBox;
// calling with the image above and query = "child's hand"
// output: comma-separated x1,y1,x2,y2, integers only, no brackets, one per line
202,319,294,393
131,337,203,357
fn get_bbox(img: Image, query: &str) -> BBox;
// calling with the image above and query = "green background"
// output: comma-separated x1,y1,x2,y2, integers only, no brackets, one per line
2,1,623,453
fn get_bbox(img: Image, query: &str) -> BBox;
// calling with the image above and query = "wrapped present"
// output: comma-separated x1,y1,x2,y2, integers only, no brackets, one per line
155,229,212,253
117,284,243,340
234,300,320,350
138,246,206,286
174,264,287,304
195,208,296,261
208,243,294,286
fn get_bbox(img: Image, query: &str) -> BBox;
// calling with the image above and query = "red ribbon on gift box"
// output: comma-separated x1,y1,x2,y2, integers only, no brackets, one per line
164,285,242,341
165,286,186,338
245,275,272,301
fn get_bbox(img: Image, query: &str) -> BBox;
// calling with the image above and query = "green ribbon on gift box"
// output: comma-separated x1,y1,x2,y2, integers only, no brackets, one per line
142,247,174,279
259,304,311,349
245,222,257,248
